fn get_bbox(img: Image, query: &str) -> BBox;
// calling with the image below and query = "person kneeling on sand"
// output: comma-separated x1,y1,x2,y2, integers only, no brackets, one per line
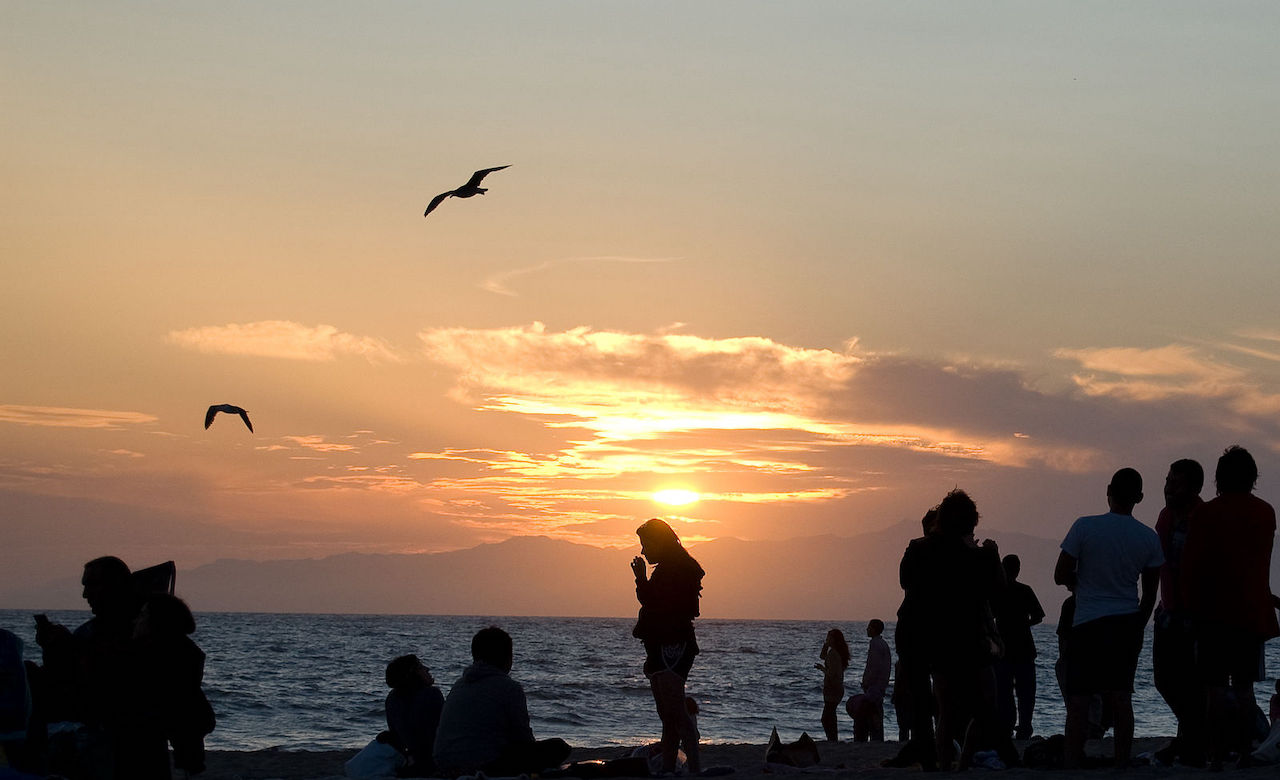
433,627,571,777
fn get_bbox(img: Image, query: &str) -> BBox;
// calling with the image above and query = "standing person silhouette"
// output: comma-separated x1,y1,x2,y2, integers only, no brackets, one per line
1181,446,1279,769
815,629,850,741
993,554,1044,740
1152,458,1205,766
632,518,704,776
883,509,941,770
1054,468,1163,769
899,491,1011,770
859,619,891,742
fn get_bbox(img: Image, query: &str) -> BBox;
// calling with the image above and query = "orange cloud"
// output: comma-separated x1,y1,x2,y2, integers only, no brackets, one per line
0,405,158,429
1056,342,1280,416
167,320,400,363
282,435,360,453
1055,344,1231,379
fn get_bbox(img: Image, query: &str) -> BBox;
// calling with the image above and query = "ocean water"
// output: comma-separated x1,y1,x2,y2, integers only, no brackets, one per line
3,610,1277,751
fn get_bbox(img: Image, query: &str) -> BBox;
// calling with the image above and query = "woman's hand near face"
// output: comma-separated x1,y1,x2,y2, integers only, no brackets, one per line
631,556,648,581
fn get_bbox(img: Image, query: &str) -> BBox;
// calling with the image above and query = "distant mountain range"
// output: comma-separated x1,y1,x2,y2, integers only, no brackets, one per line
3,522,1086,621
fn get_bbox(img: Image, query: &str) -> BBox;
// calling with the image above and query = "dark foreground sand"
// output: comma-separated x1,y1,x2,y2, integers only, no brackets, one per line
201,738,1275,780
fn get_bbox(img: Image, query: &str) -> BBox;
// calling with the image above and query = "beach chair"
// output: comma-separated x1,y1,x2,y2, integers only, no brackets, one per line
132,561,176,596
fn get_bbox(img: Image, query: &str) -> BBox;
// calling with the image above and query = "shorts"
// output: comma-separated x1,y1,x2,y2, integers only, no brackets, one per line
1195,622,1265,685
644,639,697,680
1064,612,1143,696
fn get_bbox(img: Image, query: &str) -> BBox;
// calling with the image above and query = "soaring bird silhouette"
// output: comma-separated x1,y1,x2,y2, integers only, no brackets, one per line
205,404,254,433
424,165,510,217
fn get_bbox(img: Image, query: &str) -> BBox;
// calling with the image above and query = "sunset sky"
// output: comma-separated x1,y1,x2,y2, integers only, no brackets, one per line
4,3,1280,599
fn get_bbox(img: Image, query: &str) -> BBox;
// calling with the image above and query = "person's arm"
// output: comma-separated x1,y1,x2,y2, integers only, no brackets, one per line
1054,550,1078,589
423,688,444,753
1178,509,1204,611
1139,566,1160,626
508,684,536,745
631,556,649,602
1027,586,1046,627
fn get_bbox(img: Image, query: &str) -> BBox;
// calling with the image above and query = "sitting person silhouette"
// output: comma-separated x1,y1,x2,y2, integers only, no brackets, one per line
132,593,215,778
433,627,571,776
384,654,443,777
32,556,144,778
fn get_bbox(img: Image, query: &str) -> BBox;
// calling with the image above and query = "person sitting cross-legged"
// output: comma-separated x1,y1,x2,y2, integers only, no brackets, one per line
433,627,571,777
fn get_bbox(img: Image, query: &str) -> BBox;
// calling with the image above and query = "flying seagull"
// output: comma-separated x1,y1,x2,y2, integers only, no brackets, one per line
424,165,510,217
205,404,254,433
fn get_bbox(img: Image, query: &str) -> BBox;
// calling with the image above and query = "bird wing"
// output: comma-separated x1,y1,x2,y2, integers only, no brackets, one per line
424,190,453,217
204,406,218,429
464,165,510,188
238,410,254,433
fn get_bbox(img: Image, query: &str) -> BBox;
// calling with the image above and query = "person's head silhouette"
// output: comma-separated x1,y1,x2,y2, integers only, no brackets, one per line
637,517,684,564
921,508,939,537
936,489,979,537
1164,458,1204,507
136,593,195,639
1214,445,1258,495
1002,554,1021,582
471,626,513,673
1106,468,1143,514
386,654,434,690
81,556,132,618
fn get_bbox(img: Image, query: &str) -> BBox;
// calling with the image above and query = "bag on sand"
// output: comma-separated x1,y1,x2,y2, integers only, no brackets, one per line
765,727,820,767
345,733,407,779
1021,735,1065,769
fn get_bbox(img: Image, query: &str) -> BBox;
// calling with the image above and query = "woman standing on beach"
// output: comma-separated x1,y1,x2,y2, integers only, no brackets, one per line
632,518,705,775
816,628,851,741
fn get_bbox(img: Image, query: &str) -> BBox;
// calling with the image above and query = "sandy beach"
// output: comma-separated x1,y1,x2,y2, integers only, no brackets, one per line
201,738,1275,780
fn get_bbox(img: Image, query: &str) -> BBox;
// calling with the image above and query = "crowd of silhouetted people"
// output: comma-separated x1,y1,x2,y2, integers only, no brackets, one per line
3,447,1279,778
880,445,1280,771
1,557,214,779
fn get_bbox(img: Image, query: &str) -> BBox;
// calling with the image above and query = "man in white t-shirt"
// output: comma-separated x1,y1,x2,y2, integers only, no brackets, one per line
1054,468,1164,769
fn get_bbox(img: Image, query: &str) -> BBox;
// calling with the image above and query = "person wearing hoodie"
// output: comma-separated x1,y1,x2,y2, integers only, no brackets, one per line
432,627,570,776
632,517,705,776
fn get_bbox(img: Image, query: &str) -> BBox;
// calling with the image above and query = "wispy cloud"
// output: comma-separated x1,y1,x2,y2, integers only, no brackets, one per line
297,474,422,493
420,321,858,409
1055,344,1234,381
480,256,678,297
1055,342,1280,416
1236,329,1280,345
166,321,400,363
0,405,158,429
282,435,359,453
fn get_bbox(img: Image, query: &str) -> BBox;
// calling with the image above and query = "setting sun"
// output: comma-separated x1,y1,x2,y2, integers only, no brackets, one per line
652,489,701,506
